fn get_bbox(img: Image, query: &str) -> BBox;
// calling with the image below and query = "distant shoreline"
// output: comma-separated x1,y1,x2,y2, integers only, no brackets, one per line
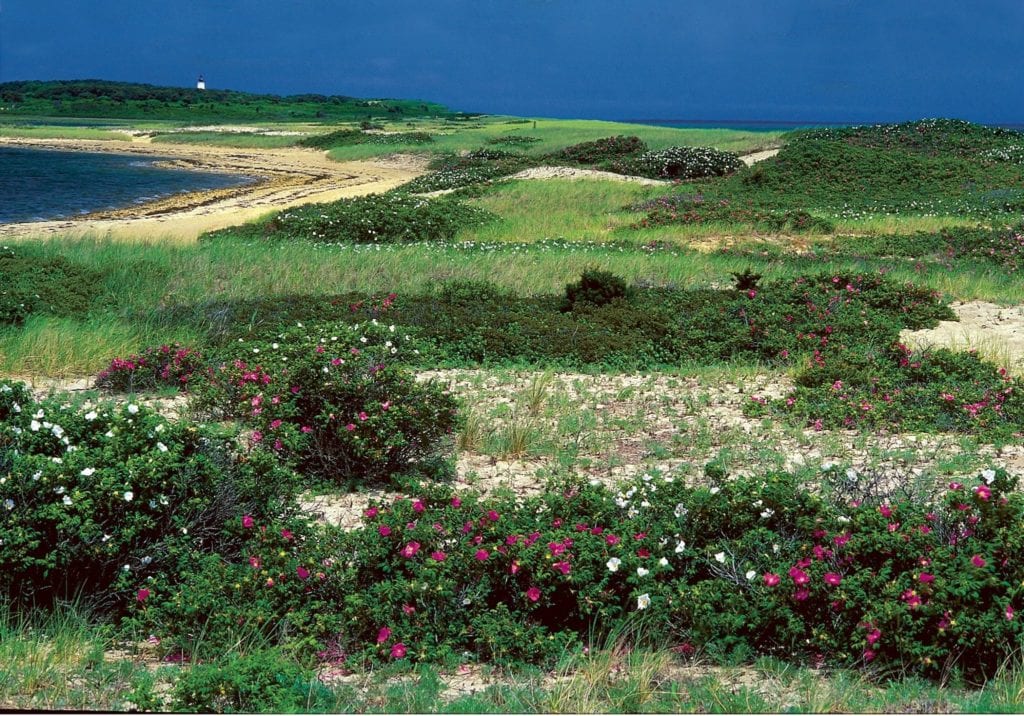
623,118,1024,131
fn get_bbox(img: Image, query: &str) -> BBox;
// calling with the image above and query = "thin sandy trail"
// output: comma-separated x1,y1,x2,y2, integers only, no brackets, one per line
0,136,429,242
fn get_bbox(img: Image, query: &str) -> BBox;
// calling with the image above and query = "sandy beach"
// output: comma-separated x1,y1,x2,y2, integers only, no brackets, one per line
0,136,428,242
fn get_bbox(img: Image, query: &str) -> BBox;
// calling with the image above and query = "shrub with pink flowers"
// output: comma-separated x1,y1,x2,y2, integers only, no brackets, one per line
94,342,203,393
0,380,300,608
124,465,1024,680
189,321,460,486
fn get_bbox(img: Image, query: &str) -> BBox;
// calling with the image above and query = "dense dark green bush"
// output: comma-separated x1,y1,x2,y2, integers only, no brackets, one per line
0,381,300,608
546,135,647,165
202,192,493,244
561,269,631,311
0,245,105,326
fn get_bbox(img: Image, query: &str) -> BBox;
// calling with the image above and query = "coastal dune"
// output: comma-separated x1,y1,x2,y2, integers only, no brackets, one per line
0,137,428,242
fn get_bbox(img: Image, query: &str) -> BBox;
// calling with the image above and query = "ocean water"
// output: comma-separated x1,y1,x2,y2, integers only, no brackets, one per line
0,146,253,224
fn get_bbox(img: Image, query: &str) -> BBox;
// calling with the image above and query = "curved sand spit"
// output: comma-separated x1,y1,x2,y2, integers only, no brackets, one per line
0,136,429,242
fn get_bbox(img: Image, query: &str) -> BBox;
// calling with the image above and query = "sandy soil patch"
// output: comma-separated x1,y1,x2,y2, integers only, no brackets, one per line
740,148,781,165
901,300,1024,374
0,137,426,242
509,166,670,185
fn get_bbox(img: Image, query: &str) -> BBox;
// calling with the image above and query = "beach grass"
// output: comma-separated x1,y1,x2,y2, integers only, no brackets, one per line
150,131,302,149
0,125,131,141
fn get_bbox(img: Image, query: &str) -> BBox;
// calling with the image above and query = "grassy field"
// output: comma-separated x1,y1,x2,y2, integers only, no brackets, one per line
4,115,1024,712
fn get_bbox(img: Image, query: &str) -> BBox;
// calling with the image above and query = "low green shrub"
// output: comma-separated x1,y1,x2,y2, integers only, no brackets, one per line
171,647,316,712
789,118,1024,158
630,194,835,233
202,192,493,244
189,320,460,487
94,343,203,393
487,134,541,146
748,343,1024,438
546,135,647,165
0,380,299,608
298,129,433,150
0,245,105,326
833,224,1024,273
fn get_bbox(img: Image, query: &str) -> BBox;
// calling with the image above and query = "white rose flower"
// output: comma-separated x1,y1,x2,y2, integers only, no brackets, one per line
606,557,621,572
714,552,727,564
637,593,651,610
637,567,650,577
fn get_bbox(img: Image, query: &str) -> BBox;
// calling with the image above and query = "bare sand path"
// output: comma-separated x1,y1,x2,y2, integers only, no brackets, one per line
0,136,428,242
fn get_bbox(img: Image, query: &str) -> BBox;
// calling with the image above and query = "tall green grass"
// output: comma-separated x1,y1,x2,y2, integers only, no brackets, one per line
0,126,130,141
150,131,301,149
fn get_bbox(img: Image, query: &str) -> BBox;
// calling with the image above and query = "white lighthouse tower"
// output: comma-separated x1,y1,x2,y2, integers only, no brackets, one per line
196,75,206,91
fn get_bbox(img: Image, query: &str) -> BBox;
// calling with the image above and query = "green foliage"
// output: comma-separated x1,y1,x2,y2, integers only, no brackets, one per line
789,118,1024,157
831,224,1024,273
403,152,533,193
188,320,460,487
618,146,743,179
749,344,1024,438
629,194,835,233
171,647,315,713
0,79,452,122
561,269,631,312
488,134,542,146
136,466,1024,682
0,381,300,608
299,129,434,149
203,192,494,244
0,245,105,326
731,137,1024,218
546,135,647,165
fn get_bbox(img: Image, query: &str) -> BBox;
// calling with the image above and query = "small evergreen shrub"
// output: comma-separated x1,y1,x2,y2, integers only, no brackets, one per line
189,321,460,487
94,343,203,393
561,269,631,312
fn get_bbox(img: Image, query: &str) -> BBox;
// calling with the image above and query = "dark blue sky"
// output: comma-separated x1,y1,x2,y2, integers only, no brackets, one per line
2,1,1022,123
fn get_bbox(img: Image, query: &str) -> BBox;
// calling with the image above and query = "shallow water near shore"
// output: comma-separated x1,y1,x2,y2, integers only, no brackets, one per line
0,146,253,223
